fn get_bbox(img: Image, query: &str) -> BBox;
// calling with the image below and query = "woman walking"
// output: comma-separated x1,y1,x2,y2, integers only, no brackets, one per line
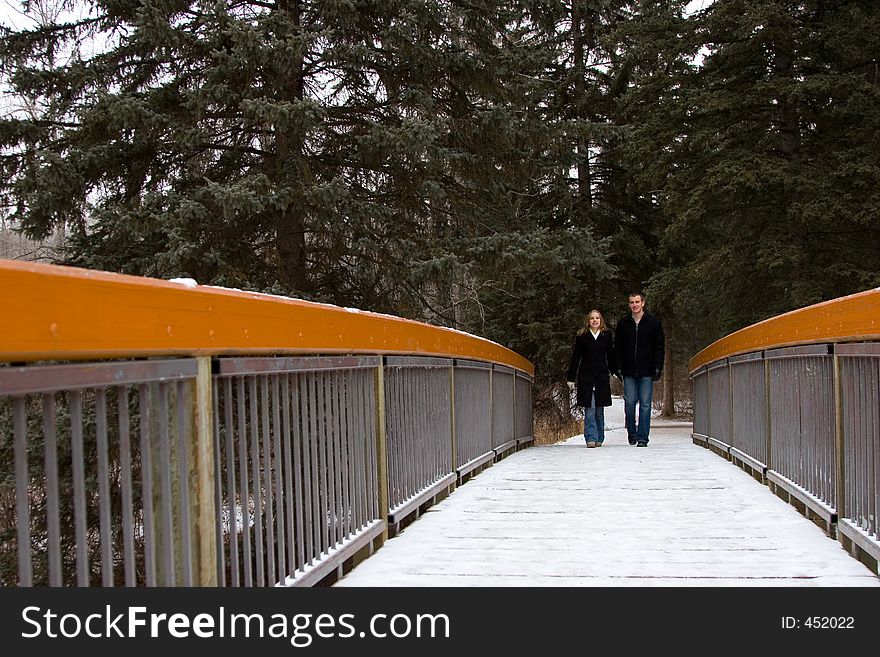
566,310,616,447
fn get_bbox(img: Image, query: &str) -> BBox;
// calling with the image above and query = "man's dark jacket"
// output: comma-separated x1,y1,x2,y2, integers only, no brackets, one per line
614,311,665,377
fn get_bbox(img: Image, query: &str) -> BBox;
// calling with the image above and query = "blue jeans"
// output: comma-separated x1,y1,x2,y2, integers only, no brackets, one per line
623,376,653,443
584,392,605,444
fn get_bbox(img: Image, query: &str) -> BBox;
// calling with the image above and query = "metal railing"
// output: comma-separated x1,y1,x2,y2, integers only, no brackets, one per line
690,288,880,573
0,260,534,586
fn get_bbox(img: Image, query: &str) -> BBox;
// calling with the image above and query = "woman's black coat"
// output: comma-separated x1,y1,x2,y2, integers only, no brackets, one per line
566,330,616,408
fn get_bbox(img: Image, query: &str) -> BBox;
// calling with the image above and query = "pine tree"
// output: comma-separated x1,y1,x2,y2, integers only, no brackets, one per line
0,3,485,305
631,0,880,349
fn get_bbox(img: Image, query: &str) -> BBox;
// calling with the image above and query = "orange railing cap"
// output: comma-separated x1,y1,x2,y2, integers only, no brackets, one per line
1,259,534,375
689,287,880,373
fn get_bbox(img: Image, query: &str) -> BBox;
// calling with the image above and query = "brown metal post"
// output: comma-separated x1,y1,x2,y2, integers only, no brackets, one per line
764,357,772,470
191,357,217,585
728,360,734,448
488,367,494,449
449,363,457,469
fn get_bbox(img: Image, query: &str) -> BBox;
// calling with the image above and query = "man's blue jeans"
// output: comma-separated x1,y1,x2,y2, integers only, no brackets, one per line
584,392,605,444
623,376,654,444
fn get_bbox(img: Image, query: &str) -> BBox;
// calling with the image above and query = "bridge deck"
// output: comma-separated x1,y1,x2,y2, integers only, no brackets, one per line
337,399,880,587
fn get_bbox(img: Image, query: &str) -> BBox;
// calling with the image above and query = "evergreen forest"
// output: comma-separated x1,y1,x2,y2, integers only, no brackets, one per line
2,1,879,430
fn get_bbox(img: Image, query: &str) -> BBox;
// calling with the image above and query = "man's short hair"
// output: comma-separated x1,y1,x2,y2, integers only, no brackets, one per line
628,292,646,302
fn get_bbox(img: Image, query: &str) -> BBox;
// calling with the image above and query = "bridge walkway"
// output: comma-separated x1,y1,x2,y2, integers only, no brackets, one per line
337,399,880,587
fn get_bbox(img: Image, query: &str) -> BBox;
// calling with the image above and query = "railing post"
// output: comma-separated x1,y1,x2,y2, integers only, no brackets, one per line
833,349,845,520
191,356,217,585
375,358,389,543
488,366,494,449
764,356,772,470
449,362,457,470
728,360,734,448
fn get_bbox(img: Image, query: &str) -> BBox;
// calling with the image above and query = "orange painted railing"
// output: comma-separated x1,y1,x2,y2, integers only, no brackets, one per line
689,288,880,569
689,287,880,372
1,259,533,375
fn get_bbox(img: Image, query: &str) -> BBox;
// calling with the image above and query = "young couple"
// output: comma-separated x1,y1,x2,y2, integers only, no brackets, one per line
565,292,665,448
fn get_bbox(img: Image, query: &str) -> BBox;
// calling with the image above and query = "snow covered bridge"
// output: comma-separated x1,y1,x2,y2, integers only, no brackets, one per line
337,398,879,587
1,260,878,587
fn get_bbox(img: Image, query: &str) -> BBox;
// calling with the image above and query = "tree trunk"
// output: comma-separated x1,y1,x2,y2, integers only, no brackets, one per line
274,0,308,294
572,0,592,208
661,329,675,417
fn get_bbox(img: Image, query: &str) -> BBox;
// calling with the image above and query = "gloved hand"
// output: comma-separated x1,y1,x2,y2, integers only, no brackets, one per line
567,381,575,391
653,368,662,381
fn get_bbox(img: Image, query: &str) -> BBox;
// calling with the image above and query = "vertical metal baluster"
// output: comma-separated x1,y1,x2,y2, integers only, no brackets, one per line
292,373,305,572
139,384,156,586
409,367,416,500
333,370,344,545
42,394,61,586
236,376,252,587
415,368,424,494
473,369,480,457
322,371,334,546
212,377,224,587
13,396,31,586
815,360,822,500
319,372,332,549
872,358,879,538
272,374,286,581
281,374,296,576
454,367,463,466
260,375,275,585
249,376,264,586
816,359,822,498
848,357,856,524
397,367,405,507
69,390,89,586
423,367,431,487
803,360,811,494
859,358,867,527
430,368,438,478
864,357,874,533
839,357,847,516
156,382,174,586
318,372,330,554
384,368,396,511
95,389,113,586
308,372,321,560
417,367,425,494
823,358,831,501
390,367,399,510
859,358,868,528
424,368,432,485
351,370,362,530
369,365,380,519
340,370,352,539
224,377,239,587
177,379,193,587
326,372,338,546
327,371,337,546
392,367,403,509
301,373,315,566
117,386,136,586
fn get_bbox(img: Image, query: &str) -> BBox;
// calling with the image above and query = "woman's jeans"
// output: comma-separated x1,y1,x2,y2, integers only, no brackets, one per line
584,392,605,444
623,375,653,444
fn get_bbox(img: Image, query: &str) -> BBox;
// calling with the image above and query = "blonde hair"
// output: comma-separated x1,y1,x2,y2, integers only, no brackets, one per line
577,309,606,335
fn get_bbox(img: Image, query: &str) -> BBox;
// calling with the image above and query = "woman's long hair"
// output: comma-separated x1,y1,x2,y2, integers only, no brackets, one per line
577,309,607,335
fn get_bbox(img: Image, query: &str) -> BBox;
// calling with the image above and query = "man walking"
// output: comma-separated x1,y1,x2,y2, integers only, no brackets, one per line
614,292,665,447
